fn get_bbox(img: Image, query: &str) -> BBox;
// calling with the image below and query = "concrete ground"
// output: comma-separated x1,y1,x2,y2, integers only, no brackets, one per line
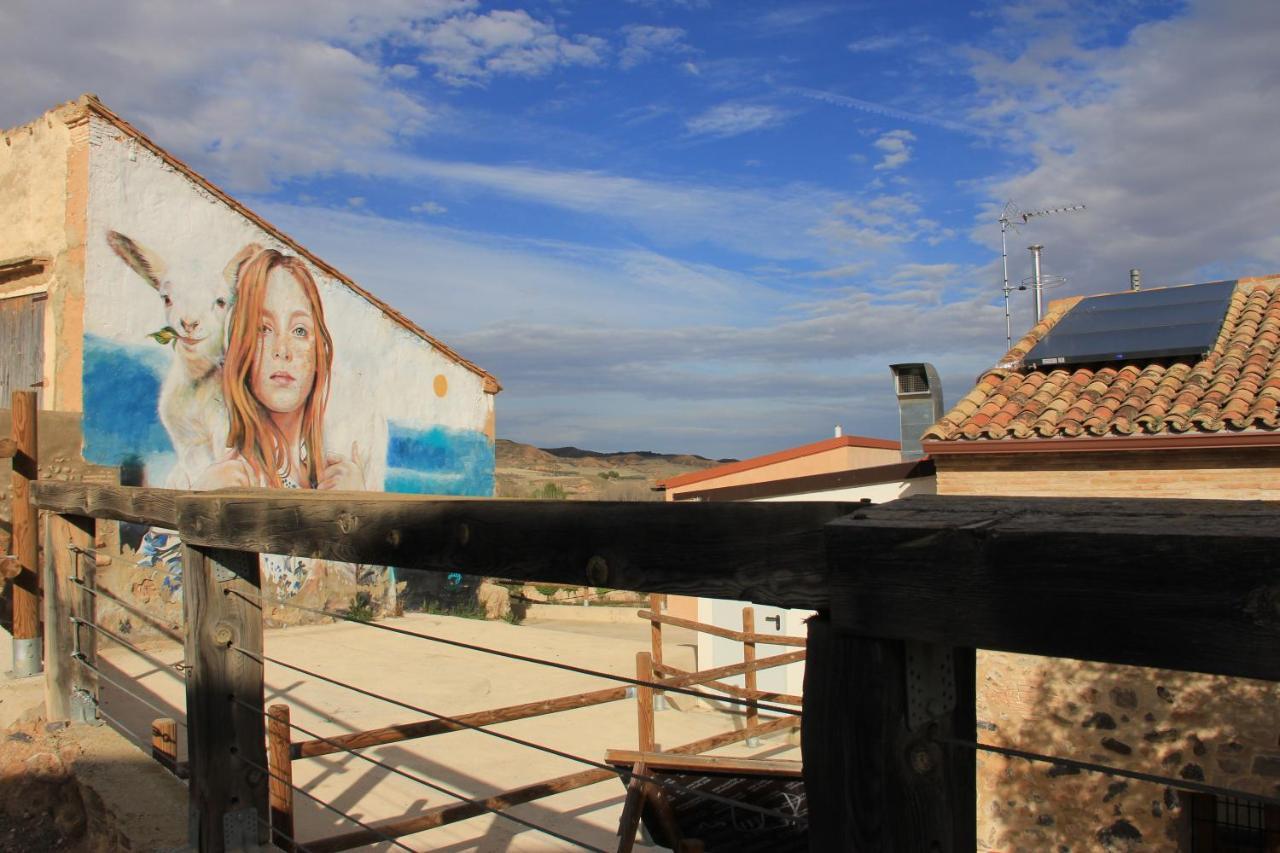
74,607,799,852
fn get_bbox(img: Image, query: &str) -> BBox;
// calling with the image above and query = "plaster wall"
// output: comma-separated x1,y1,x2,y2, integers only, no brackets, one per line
753,475,935,503
935,447,1280,851
58,110,495,627
664,444,900,499
0,102,86,411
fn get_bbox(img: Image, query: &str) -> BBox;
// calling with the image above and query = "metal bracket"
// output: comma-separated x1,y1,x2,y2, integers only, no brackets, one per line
221,807,259,850
904,640,956,732
71,687,101,726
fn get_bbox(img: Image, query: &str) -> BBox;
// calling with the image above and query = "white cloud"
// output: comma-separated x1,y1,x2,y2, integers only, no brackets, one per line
257,203,998,457
0,0,614,189
873,129,915,171
410,201,448,215
848,34,906,52
967,0,1280,294
415,9,606,85
685,102,788,137
786,85,984,137
369,154,923,262
619,25,689,69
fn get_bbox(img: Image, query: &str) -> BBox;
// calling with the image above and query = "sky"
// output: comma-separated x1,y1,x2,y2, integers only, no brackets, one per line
4,0,1280,460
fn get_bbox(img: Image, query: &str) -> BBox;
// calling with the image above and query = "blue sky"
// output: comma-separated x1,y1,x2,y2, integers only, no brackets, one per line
6,0,1280,459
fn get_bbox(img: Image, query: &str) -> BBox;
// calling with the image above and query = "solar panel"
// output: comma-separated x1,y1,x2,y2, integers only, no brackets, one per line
1024,280,1237,369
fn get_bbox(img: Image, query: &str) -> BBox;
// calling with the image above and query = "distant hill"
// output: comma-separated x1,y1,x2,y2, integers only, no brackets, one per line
540,446,734,464
495,439,732,500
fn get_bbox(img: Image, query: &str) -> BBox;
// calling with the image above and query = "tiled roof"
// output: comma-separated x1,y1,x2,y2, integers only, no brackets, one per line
925,276,1280,442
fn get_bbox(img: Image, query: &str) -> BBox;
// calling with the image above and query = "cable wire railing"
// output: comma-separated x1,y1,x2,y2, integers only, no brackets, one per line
25,479,1280,852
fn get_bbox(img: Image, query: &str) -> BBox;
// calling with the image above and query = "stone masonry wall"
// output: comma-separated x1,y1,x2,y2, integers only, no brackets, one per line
938,447,1280,851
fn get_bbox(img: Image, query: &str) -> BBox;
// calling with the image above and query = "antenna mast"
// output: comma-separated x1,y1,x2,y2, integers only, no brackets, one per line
999,202,1086,348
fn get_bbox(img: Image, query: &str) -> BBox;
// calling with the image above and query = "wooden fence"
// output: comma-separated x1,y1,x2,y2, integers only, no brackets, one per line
11,434,1280,849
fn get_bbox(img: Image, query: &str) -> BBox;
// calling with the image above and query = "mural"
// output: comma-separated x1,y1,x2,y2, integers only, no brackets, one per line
81,117,495,602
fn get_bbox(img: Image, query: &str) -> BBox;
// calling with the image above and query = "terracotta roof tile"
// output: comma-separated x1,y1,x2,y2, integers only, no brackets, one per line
923,277,1280,442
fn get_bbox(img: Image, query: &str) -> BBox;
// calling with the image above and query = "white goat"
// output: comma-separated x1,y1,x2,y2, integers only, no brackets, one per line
107,232,260,488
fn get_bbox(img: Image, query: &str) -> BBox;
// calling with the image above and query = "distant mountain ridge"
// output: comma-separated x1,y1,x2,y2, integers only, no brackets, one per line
539,445,736,464
494,439,732,500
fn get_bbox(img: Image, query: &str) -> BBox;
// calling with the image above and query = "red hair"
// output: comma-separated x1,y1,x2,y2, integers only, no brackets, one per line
222,250,333,488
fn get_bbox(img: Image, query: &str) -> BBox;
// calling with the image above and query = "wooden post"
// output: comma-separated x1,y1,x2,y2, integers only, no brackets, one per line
182,545,268,851
43,512,95,721
152,717,179,773
11,390,40,677
648,593,664,706
742,606,758,737
636,651,656,753
802,613,976,851
267,704,295,852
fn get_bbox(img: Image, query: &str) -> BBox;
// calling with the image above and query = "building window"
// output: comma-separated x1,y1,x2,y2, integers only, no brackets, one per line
1188,793,1280,852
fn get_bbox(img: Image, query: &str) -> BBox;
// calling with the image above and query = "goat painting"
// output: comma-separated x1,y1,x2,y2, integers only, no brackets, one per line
106,231,260,488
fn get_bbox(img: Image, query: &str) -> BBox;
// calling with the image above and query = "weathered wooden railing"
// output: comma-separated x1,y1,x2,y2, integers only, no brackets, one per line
30,480,1280,851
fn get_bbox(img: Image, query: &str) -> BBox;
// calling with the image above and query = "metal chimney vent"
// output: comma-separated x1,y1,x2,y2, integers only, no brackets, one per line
889,363,944,461
895,366,931,395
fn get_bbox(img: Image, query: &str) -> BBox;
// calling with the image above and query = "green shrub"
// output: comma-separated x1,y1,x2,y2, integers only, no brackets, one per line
344,591,376,623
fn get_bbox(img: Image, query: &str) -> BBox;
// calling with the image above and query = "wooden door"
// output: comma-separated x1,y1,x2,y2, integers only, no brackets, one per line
0,293,46,406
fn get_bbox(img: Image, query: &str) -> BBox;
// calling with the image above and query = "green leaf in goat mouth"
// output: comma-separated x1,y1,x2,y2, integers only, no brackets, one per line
148,326,179,347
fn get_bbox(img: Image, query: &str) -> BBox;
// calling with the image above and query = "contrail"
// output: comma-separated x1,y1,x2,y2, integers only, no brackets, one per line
784,86,986,137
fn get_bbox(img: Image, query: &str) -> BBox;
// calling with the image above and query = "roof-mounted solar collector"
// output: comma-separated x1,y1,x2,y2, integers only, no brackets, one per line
1024,280,1236,370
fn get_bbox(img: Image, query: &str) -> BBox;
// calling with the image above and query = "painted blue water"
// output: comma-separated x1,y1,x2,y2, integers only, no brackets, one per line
82,334,172,467
385,422,494,496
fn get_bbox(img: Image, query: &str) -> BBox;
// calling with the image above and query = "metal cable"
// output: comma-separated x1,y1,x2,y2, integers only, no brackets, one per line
939,736,1280,808
254,814,318,853
72,653,186,726
230,696,606,852
93,702,155,747
69,543,163,573
70,617,186,682
234,752,419,852
232,645,805,827
67,576,183,643
229,588,801,714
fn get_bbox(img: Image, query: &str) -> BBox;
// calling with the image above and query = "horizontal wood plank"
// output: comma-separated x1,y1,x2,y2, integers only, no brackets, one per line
637,609,806,647
604,750,803,777
826,494,1280,681
293,684,629,759
176,493,855,609
32,482,184,527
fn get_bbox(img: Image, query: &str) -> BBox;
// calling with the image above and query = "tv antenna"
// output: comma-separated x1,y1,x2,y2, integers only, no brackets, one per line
1000,201,1086,348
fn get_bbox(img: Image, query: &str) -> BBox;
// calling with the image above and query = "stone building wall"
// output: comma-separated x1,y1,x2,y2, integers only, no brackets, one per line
936,446,1280,851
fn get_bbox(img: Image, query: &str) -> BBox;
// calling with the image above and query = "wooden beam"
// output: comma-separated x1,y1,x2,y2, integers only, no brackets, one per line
802,614,976,852
31,482,183,527
43,513,95,721
152,718,179,774
742,607,758,734
826,494,1280,681
605,750,804,778
182,545,268,851
175,493,855,609
653,663,802,706
293,684,629,759
267,705,295,853
637,609,807,646
11,391,39,676
656,649,807,689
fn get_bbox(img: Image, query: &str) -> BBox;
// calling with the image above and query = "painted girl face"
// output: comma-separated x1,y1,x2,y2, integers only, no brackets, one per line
250,267,317,414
